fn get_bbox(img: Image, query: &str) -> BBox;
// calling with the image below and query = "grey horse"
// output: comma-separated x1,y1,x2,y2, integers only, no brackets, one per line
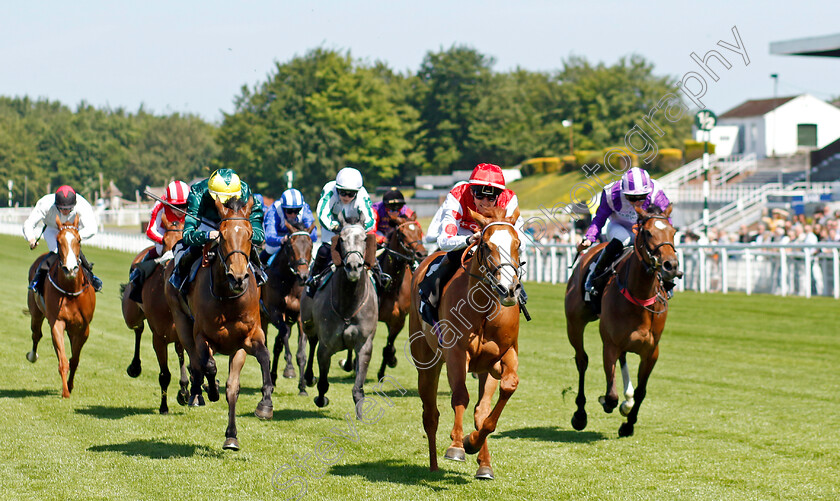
300,218,379,417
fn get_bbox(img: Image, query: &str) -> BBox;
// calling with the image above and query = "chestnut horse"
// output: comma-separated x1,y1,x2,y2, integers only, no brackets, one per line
26,215,96,398
165,197,273,450
565,205,679,437
260,221,314,390
122,214,191,413
409,207,523,480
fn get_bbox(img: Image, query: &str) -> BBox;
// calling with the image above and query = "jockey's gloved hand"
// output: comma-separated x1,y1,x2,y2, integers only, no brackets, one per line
330,222,340,232
208,230,220,240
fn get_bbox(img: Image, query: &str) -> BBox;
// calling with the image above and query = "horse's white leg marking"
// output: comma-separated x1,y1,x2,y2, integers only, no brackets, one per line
620,358,634,400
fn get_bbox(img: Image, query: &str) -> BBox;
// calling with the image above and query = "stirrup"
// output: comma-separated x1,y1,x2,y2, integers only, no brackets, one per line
90,274,103,292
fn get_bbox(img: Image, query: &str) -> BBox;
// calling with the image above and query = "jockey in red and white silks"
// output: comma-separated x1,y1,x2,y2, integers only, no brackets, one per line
146,180,189,257
584,167,671,247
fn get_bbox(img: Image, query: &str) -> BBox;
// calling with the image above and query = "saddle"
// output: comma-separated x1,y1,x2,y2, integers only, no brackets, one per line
583,247,633,315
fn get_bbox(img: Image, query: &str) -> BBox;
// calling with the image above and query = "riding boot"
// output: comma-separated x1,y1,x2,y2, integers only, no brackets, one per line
418,249,463,326
371,261,391,291
250,247,267,287
79,251,103,292
364,233,390,290
128,259,158,303
584,238,624,298
169,245,200,292
29,252,57,294
259,249,270,266
305,243,332,297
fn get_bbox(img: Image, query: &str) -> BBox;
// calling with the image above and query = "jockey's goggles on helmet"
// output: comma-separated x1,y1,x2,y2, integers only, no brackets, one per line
284,207,302,215
385,202,404,211
471,185,501,201
338,189,358,198
626,194,647,203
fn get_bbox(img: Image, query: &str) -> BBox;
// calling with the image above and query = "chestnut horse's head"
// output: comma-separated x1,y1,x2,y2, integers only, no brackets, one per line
389,214,427,264
214,196,254,293
633,204,680,282
468,206,523,307
55,214,82,279
283,219,314,284
161,213,184,252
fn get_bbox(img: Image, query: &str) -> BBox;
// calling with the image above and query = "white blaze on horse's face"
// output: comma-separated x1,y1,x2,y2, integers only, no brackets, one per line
62,231,79,274
341,226,366,282
487,226,517,291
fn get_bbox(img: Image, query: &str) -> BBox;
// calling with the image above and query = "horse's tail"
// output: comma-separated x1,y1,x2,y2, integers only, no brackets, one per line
119,282,128,300
21,308,30,317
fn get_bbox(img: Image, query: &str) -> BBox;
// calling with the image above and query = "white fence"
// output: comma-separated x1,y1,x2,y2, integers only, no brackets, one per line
0,222,148,253
522,242,840,299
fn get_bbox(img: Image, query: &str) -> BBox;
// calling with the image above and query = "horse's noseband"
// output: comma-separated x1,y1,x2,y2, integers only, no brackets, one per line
218,216,253,276
636,215,676,275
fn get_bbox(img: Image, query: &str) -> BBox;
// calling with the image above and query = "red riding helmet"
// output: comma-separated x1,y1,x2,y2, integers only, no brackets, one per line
164,180,190,205
468,163,505,190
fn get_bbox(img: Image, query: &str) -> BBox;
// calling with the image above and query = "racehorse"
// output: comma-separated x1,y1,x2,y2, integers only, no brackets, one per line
337,216,427,380
260,220,314,391
26,215,97,398
565,205,679,437
300,218,379,415
122,214,191,413
409,207,523,480
165,197,273,450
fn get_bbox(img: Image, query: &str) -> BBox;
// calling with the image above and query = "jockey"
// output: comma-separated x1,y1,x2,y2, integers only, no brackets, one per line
372,188,416,245
263,188,317,262
418,163,526,326
168,168,266,292
23,185,103,293
126,180,189,303
580,166,675,298
306,167,387,294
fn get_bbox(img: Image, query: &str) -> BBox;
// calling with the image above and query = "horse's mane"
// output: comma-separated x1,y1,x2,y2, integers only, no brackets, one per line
646,205,664,215
482,206,508,221
287,219,307,231
224,196,248,213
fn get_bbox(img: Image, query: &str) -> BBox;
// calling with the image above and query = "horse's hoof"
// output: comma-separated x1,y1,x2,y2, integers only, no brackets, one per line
126,362,141,378
571,411,588,431
314,395,329,408
619,399,634,417
189,394,205,407
159,408,169,415
176,390,189,407
475,465,495,480
283,367,296,379
599,395,617,413
463,434,480,455
26,351,38,363
255,403,273,420
443,447,465,462
223,437,240,450
386,356,397,369
338,359,353,372
618,422,634,438
206,380,220,402
298,390,308,397
304,376,317,387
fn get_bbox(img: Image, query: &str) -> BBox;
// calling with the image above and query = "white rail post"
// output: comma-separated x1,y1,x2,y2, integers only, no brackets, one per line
780,249,788,297
534,247,542,283
677,249,685,292
550,247,558,284
566,247,575,281
833,249,839,300
699,247,706,293
721,246,728,294
804,250,812,298
745,249,752,296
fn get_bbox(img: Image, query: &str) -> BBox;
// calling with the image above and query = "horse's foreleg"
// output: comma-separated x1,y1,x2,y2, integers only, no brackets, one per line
313,342,332,408
196,333,219,402
351,335,375,419
600,342,620,414
50,319,70,398
175,341,190,406
618,352,635,416
566,319,589,431
153,333,171,414
282,321,295,379
66,324,89,396
619,346,659,438
223,348,247,450
295,322,309,395
411,329,444,471
27,298,45,363
464,349,518,480
252,330,274,420
269,322,282,386
446,349,469,456
473,372,499,478
377,319,403,380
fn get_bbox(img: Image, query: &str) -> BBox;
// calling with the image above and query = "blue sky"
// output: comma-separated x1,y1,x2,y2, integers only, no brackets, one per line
2,1,838,123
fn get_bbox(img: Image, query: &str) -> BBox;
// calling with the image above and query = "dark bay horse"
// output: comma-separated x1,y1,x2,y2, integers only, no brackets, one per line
300,220,379,415
26,215,96,398
122,214,191,413
165,197,273,450
409,207,523,480
260,221,314,390
565,205,679,437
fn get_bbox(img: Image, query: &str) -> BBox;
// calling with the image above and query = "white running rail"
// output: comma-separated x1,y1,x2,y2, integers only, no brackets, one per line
0,222,148,253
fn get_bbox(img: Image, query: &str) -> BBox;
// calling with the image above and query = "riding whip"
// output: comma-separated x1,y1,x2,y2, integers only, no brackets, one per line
143,189,218,230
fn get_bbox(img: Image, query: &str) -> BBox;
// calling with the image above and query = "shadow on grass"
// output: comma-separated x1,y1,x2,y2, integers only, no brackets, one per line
330,459,469,490
88,440,223,459
75,405,157,420
0,388,55,398
495,426,607,443
236,408,338,421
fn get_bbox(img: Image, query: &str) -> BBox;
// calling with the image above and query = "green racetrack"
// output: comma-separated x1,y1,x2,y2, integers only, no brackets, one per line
0,233,838,500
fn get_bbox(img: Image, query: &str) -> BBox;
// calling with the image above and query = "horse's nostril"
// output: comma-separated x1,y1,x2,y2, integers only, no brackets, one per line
663,261,673,271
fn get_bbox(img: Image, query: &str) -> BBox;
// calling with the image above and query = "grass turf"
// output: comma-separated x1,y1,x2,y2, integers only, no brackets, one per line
0,233,838,500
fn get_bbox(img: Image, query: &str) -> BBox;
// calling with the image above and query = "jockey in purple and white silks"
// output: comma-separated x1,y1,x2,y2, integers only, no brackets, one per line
580,167,674,297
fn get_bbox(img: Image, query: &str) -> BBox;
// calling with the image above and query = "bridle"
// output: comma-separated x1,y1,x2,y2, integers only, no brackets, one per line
384,221,425,268
282,230,312,278
216,216,252,280
50,224,89,296
634,215,676,275
462,221,522,293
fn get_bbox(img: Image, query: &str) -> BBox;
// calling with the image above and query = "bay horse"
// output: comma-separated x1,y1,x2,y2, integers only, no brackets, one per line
300,218,379,415
122,214,191,413
338,216,428,380
409,207,523,480
26,214,96,398
565,205,679,437
260,220,314,390
165,196,273,450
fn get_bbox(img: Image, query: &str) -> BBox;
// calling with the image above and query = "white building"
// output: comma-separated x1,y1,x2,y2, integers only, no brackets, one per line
697,94,840,158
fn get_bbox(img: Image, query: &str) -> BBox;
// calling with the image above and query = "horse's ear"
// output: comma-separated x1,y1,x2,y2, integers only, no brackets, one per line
161,211,171,228
663,204,673,218
73,214,79,227
337,210,346,227
284,220,295,233
244,197,253,215
214,196,227,217
408,212,417,221
307,224,317,234
506,207,520,225
634,205,646,218
468,207,488,228
55,214,62,228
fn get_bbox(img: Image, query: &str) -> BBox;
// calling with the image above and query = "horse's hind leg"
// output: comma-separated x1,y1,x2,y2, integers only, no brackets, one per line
295,322,309,395
251,329,274,420
566,317,589,430
446,348,470,458
268,322,284,385
618,352,635,417
126,324,144,377
619,346,659,438
377,319,403,380
339,348,353,373
67,324,90,395
599,341,620,414
50,319,71,398
281,321,296,379
195,334,220,402
175,342,190,406
27,296,45,363
410,330,444,471
153,333,171,414
223,348,247,450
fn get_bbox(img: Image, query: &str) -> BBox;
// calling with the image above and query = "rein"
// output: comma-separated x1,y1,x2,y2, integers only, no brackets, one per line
281,231,312,277
329,265,371,325
461,221,522,288
211,215,252,299
47,270,90,297
634,215,676,275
